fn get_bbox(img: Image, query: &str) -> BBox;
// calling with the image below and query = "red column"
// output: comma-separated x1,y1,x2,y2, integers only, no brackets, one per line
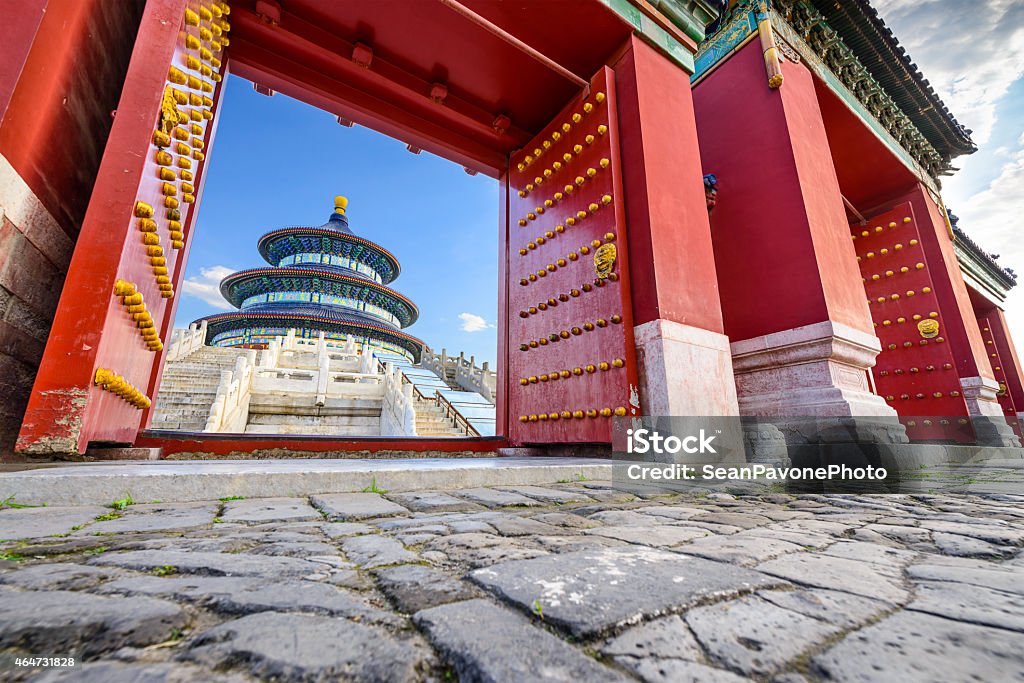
613,36,738,416
693,40,894,419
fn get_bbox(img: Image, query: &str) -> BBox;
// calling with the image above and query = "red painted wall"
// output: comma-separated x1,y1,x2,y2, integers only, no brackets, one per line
614,36,723,332
0,0,47,124
693,41,871,342
0,0,145,236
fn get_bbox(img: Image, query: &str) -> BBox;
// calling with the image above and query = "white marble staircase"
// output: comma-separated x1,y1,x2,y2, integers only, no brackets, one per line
413,394,469,437
151,346,246,431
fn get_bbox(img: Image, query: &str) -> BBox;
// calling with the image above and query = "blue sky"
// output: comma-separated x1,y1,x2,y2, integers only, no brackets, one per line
178,75,500,366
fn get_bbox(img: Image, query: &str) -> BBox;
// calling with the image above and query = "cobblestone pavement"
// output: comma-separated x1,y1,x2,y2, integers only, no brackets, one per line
2,482,1024,682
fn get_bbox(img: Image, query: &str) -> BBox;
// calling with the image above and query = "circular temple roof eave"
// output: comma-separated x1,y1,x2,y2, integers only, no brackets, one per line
218,267,420,327
193,311,425,362
256,227,402,284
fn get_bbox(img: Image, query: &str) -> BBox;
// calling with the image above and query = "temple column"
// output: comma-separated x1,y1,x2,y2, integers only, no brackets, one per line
693,40,895,423
613,35,739,417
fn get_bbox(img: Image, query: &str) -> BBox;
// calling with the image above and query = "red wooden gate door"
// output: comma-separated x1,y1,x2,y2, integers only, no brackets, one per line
850,201,972,442
16,0,229,453
977,315,1023,439
507,67,639,444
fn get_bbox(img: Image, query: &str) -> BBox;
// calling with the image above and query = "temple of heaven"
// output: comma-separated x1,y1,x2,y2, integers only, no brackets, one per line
194,196,424,361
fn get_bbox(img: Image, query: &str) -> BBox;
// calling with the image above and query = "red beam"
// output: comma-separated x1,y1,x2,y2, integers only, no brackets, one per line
230,42,508,176
136,431,507,457
230,6,531,174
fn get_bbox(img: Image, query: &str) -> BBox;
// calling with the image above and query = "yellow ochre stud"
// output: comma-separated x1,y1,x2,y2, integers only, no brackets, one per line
334,195,349,215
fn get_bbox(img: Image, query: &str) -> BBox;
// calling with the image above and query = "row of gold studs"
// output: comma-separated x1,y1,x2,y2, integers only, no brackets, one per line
868,285,931,304
519,235,616,287
885,391,962,401
166,88,216,112
878,364,953,375
519,182,612,230
906,419,970,427
522,133,607,186
518,315,623,351
519,358,625,386
516,127,610,202
884,338,946,350
857,242,920,260
519,199,615,253
517,158,610,204
113,280,164,351
518,164,610,224
868,288,933,301
864,271,929,283
850,217,912,240
94,368,151,410
980,327,1006,372
517,92,606,172
874,314,938,327
134,202,176,296
520,405,627,422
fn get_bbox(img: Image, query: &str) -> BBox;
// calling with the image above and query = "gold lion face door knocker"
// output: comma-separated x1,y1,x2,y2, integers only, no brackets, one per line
917,318,939,339
594,242,617,280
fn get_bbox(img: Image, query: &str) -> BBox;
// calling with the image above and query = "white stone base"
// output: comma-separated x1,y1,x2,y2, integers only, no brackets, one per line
730,320,897,419
633,319,739,416
960,376,1021,447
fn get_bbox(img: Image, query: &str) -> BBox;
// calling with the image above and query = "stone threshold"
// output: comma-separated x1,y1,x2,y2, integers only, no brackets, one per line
0,457,612,507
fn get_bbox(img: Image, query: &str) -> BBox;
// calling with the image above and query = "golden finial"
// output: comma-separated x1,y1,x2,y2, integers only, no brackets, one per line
334,195,349,215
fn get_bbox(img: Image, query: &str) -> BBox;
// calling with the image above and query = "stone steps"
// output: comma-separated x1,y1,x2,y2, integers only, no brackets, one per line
152,345,247,430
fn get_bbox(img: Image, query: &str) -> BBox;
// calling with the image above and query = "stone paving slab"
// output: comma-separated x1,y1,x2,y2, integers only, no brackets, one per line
455,487,545,508
0,589,186,657
414,599,628,682
96,575,400,625
181,611,431,682
340,534,419,568
0,562,117,590
373,564,482,613
88,549,328,579
756,552,908,604
78,501,218,534
470,546,788,638
29,661,252,683
311,492,409,520
0,505,108,541
685,595,843,676
811,610,1024,682
219,497,321,524
385,491,482,513
4,482,1024,681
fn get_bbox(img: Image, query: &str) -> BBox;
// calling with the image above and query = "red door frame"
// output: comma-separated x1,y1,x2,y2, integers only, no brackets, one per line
15,0,604,455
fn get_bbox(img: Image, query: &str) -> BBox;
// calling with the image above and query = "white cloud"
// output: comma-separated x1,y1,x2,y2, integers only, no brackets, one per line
182,265,236,310
873,0,1024,143
950,139,1024,344
458,312,493,333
